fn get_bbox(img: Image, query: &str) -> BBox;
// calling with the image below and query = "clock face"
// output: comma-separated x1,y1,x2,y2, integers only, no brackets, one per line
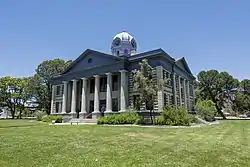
113,38,121,46
131,38,136,49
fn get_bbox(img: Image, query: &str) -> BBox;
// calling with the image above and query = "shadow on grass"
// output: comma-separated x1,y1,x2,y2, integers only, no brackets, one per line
0,124,42,128
0,120,46,129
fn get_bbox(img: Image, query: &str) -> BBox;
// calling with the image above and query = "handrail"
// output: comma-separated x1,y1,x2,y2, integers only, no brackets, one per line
85,112,93,119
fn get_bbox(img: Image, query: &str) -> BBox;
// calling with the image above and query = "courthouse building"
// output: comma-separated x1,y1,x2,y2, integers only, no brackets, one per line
51,31,196,119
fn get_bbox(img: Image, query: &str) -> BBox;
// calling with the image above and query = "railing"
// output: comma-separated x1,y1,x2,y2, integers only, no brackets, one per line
85,112,93,119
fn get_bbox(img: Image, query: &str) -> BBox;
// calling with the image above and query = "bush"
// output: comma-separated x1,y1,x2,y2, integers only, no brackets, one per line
35,111,46,121
188,114,199,124
195,99,217,122
41,115,63,123
97,112,139,125
155,117,165,125
155,106,191,126
135,116,152,125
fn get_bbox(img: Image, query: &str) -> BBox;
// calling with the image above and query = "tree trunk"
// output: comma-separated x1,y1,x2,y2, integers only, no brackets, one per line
216,103,226,119
11,109,15,119
18,107,22,119
149,110,153,125
11,104,16,119
152,109,156,124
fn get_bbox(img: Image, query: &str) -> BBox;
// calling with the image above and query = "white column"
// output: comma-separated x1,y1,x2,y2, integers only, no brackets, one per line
80,78,87,114
105,73,112,112
183,79,187,109
93,75,100,113
50,85,56,113
178,76,182,106
70,79,77,114
119,70,127,112
62,81,68,114
187,80,190,110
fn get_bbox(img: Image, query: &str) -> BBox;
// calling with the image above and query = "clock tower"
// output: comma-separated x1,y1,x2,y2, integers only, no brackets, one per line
111,31,137,57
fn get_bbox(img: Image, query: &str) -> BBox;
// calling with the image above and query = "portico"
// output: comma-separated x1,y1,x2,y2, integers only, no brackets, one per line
51,70,128,118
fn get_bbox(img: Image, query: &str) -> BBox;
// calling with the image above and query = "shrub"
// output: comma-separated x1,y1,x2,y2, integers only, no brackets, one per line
160,106,191,126
188,114,199,124
195,99,217,122
155,117,165,125
97,112,139,125
41,115,63,123
35,111,46,121
153,106,192,126
135,116,152,125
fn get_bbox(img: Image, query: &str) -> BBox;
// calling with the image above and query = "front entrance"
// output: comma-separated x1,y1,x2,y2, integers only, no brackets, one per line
100,100,106,111
88,100,94,118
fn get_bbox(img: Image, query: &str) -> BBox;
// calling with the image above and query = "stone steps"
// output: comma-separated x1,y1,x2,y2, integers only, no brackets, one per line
67,118,97,124
80,119,97,124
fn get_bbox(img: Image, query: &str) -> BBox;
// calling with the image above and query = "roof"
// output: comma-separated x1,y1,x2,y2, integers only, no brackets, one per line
61,49,123,74
175,57,193,74
57,48,195,79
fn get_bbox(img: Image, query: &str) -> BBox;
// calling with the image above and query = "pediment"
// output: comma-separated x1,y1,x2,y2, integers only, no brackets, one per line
62,49,122,74
175,57,192,74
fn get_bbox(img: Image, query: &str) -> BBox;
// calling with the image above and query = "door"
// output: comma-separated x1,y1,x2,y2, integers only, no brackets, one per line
88,100,94,118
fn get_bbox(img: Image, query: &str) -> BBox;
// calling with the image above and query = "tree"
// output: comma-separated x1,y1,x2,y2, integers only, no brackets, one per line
16,77,33,119
0,77,14,118
30,59,72,114
197,70,239,119
0,77,32,119
240,79,250,94
195,99,217,122
132,59,168,124
234,91,250,114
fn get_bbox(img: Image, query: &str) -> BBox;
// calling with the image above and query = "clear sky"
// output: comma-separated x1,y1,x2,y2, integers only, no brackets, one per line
0,0,249,80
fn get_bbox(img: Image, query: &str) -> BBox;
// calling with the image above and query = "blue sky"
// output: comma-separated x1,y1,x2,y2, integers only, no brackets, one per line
0,0,249,80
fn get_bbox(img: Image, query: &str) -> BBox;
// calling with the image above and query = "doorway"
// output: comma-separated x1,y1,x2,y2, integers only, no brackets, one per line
88,100,94,118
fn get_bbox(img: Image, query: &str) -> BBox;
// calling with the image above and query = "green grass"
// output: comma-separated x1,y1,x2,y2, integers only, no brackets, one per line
0,120,249,167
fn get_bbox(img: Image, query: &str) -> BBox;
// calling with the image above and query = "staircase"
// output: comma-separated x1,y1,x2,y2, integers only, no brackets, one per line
67,118,97,124
81,118,97,124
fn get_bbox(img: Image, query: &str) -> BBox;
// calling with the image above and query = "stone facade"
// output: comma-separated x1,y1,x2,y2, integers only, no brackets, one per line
51,31,196,119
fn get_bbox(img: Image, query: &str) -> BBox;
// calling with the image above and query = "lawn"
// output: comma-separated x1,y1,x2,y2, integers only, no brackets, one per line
0,120,249,167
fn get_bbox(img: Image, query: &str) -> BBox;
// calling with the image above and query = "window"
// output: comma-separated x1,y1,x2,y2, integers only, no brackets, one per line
90,79,95,93
112,98,118,112
88,58,92,63
164,93,167,106
112,75,118,91
100,77,107,92
56,85,61,96
117,51,120,56
181,88,184,102
146,101,153,110
170,95,173,105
